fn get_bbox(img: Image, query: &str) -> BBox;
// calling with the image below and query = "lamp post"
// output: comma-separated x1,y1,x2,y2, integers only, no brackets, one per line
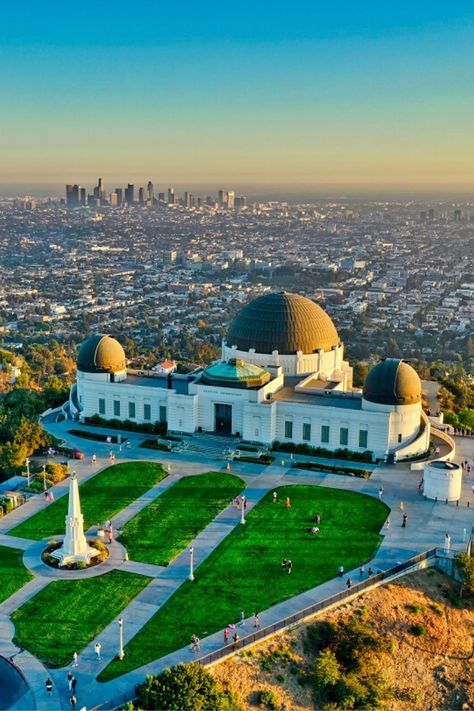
189,546,195,581
118,617,124,660
25,457,30,488
42,464,47,491
240,495,246,525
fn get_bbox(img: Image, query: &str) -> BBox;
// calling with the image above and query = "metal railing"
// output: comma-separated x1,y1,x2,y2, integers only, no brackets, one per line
195,547,437,666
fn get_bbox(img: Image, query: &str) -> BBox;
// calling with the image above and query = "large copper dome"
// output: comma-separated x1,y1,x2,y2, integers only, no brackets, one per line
226,292,340,355
363,359,422,406
77,335,126,373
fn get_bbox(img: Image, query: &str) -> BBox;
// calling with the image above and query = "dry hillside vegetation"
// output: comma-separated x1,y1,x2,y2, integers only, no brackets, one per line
211,568,473,710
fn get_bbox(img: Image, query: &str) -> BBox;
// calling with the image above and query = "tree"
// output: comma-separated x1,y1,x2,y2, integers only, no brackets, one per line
352,362,369,388
314,650,341,693
137,663,242,711
455,552,474,598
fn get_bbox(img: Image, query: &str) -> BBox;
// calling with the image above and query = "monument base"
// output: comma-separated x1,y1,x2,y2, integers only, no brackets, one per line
51,544,101,567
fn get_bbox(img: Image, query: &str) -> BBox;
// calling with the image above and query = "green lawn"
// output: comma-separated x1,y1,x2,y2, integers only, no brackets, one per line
99,485,388,680
0,546,33,603
9,462,167,541
119,472,244,566
12,570,152,667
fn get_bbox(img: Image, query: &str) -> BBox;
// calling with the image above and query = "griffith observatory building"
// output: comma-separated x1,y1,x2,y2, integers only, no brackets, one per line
69,292,430,461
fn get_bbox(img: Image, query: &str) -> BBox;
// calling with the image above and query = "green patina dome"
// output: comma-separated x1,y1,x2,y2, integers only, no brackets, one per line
226,292,339,355
200,358,271,389
363,359,421,406
77,335,126,374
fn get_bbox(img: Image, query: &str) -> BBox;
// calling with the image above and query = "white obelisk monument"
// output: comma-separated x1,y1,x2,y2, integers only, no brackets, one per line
52,472,99,566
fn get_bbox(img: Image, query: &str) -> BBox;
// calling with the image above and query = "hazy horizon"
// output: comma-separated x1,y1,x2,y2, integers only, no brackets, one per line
2,3,474,186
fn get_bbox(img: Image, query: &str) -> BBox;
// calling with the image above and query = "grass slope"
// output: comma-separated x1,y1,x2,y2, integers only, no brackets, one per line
9,462,167,541
119,472,245,566
0,546,33,603
12,570,152,667
100,485,388,680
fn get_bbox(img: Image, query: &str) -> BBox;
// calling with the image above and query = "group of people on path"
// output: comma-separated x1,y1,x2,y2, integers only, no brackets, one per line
97,520,114,544
45,669,78,708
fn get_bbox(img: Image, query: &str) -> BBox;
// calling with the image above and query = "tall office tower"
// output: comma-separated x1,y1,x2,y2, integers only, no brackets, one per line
227,190,235,209
453,209,462,222
138,187,145,205
147,181,154,203
184,191,193,208
66,184,74,206
206,195,213,206
428,208,435,221
79,187,87,206
71,184,80,207
217,189,225,208
125,184,135,204
110,192,118,207
98,177,105,199
240,195,247,208
197,197,202,208
167,187,175,204
158,192,165,202
115,188,123,205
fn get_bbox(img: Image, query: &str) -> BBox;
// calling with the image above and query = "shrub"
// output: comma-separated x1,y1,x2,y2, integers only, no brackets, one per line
271,441,373,462
410,623,426,637
137,663,242,711
405,603,425,614
258,689,279,710
314,650,341,692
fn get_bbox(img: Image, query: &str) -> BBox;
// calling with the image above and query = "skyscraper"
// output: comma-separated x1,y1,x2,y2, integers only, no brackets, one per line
147,181,154,203
167,187,175,205
138,187,145,205
125,184,135,205
66,184,81,207
217,189,225,208
115,188,123,205
227,191,235,209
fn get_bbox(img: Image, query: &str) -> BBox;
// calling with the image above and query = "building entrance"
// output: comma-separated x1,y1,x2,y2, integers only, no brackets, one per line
215,403,232,435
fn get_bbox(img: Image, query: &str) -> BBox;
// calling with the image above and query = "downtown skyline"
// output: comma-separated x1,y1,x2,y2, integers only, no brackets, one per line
1,2,474,189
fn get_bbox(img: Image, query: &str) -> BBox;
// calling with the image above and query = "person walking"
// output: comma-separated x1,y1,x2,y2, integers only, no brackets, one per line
338,564,344,577
287,559,293,574
285,497,291,509
254,613,260,628
224,628,230,644
72,651,78,667
281,559,287,572
92,453,97,466
378,487,383,500
386,518,391,529
402,512,408,528
272,491,278,503
346,578,352,590
368,567,373,577
359,565,365,578
239,609,245,626
45,678,53,697
232,632,239,650
70,694,77,709
94,641,102,660
71,676,77,693
67,671,73,691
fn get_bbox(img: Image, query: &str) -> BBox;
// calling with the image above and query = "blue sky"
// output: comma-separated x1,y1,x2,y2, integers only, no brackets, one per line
1,2,474,187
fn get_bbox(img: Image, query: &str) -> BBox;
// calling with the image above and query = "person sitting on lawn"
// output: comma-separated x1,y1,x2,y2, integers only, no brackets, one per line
309,526,320,534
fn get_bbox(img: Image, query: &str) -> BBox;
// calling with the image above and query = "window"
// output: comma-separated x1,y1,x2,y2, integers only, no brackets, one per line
159,405,167,423
398,433,402,443
284,421,293,438
144,403,151,421
340,427,349,446
302,423,311,441
359,430,368,448
98,398,105,415
321,425,330,443
128,402,136,419
113,400,120,417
